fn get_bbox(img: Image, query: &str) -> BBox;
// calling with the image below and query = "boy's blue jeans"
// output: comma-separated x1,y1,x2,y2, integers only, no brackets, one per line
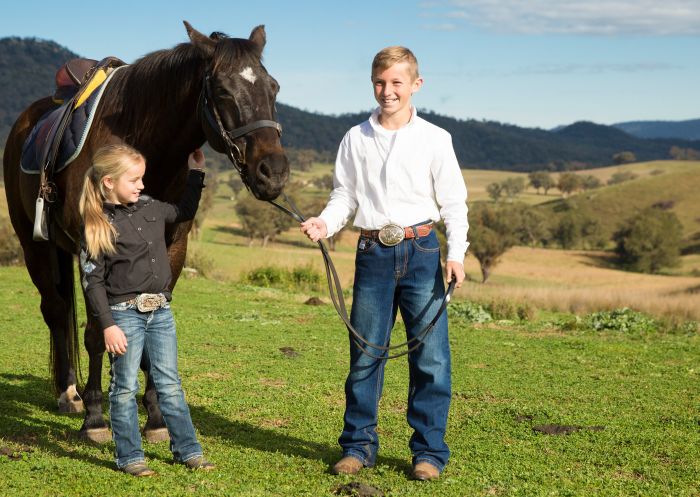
340,229,451,471
108,304,202,468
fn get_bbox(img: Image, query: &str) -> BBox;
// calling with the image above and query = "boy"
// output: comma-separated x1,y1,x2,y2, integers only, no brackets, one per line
301,46,468,481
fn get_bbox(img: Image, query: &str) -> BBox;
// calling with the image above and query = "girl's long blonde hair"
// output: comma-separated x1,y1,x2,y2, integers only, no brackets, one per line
79,144,145,258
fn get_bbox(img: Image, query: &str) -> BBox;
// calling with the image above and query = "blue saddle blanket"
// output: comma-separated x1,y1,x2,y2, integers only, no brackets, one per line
20,66,125,175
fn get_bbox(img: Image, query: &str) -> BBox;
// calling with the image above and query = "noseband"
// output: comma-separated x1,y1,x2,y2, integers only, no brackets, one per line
198,72,282,177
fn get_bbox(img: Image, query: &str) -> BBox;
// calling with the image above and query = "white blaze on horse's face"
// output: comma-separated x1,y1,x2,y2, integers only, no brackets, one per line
239,67,257,84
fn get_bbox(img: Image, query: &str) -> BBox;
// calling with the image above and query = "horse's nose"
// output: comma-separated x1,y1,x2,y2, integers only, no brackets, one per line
256,154,289,187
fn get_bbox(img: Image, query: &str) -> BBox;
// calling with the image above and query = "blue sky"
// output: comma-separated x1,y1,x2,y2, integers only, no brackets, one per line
2,0,699,129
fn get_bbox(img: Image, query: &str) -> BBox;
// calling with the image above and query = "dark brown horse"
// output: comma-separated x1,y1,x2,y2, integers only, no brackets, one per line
3,22,289,442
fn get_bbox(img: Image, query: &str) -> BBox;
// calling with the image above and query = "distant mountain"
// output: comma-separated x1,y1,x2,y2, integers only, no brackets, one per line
2,36,700,172
613,119,700,141
0,37,78,140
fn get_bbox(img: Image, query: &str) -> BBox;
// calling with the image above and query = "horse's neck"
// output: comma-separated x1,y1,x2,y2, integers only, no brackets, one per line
108,52,205,149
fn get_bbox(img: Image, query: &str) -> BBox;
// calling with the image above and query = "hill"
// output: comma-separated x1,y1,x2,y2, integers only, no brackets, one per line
2,36,700,171
535,160,700,241
614,118,700,141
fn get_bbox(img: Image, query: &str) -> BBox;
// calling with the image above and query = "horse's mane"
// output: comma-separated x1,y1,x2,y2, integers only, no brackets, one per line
102,36,260,146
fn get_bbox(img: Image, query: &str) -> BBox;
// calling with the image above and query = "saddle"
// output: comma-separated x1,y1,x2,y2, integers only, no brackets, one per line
21,56,126,241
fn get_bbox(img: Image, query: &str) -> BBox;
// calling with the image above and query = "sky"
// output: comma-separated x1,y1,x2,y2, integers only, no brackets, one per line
2,0,699,129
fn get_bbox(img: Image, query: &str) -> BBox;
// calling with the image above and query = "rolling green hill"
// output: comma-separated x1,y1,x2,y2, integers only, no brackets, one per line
536,161,700,240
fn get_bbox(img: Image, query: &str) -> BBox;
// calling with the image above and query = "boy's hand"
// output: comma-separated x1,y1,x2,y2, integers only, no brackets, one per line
300,217,328,242
104,325,128,356
188,148,205,170
446,261,465,288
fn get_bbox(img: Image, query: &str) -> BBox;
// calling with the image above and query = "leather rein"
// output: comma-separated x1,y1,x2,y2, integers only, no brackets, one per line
199,72,455,361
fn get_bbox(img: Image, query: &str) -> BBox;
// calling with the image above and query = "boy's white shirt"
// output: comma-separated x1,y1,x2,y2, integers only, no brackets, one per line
320,107,469,263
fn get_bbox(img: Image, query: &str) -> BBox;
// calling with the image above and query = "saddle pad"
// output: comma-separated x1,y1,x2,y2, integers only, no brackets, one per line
20,65,126,175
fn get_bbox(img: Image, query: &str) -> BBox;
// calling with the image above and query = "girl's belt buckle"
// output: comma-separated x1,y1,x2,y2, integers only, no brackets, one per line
378,224,405,247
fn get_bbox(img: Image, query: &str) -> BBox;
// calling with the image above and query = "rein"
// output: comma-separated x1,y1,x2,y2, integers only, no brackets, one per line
198,71,454,360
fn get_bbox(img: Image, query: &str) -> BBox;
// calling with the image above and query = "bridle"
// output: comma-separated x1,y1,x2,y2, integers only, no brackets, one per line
199,68,454,361
198,70,282,183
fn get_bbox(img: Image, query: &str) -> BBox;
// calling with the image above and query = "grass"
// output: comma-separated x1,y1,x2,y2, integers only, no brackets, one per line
1,266,700,496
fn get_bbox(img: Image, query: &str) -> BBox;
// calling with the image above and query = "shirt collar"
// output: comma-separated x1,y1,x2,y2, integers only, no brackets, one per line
369,106,418,133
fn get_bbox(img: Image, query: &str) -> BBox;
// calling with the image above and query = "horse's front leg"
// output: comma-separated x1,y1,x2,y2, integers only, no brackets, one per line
141,350,170,443
79,319,111,443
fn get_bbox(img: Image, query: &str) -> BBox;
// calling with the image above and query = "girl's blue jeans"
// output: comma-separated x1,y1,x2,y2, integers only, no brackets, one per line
108,303,202,468
339,229,451,471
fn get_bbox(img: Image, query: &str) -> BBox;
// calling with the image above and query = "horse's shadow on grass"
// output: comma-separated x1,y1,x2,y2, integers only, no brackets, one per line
0,373,113,470
189,404,410,473
0,373,409,474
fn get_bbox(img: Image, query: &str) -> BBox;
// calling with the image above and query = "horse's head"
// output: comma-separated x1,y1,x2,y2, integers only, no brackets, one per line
185,22,289,201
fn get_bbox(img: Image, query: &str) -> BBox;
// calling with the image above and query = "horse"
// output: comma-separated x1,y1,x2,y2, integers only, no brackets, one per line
2,22,289,442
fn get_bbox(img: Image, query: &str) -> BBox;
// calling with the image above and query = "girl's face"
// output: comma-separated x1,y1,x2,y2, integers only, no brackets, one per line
103,158,146,205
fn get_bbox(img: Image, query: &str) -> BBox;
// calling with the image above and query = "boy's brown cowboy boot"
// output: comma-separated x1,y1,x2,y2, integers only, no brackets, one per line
410,461,440,481
332,456,364,475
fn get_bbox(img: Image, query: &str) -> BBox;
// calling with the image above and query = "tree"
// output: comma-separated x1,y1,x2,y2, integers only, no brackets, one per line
581,175,602,190
669,146,700,160
613,208,683,273
508,205,549,247
468,203,516,282
557,172,581,197
227,174,245,197
528,171,554,195
613,151,636,164
234,192,296,247
501,177,526,200
486,182,503,202
191,171,217,239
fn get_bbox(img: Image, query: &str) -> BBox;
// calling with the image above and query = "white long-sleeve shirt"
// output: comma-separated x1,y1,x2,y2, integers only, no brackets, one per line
320,107,469,262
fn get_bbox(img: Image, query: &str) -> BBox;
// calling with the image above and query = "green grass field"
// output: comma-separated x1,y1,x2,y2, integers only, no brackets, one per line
1,266,699,496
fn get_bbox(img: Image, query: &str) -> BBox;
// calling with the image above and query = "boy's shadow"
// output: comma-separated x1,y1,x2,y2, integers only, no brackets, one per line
188,404,411,473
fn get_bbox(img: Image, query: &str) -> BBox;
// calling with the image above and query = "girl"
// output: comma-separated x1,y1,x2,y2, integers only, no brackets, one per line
79,144,213,476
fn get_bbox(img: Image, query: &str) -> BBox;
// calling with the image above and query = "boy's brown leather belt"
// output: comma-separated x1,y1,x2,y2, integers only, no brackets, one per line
361,222,433,247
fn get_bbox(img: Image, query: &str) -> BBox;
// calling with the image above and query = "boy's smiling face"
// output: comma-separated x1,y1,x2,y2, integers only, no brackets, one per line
372,61,423,123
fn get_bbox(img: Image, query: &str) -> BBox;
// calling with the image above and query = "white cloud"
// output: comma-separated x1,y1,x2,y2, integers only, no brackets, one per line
425,0,700,35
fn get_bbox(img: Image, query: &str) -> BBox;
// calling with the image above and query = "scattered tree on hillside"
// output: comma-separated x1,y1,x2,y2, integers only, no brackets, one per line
191,171,217,239
0,215,23,266
669,146,700,160
613,207,683,273
468,203,516,282
613,151,637,164
227,174,245,197
486,182,503,202
549,201,606,250
607,171,638,185
581,175,602,190
508,205,549,247
313,174,334,191
501,177,526,200
557,172,582,197
528,171,555,195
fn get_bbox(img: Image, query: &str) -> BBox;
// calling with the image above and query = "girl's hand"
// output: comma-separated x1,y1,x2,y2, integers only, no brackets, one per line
104,325,128,356
188,149,205,170
300,217,328,242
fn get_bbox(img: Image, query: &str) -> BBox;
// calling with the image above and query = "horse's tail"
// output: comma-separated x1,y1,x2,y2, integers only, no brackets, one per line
48,243,82,393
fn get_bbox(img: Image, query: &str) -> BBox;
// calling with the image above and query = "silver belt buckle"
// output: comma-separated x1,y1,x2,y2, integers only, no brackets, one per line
378,223,405,247
135,293,166,312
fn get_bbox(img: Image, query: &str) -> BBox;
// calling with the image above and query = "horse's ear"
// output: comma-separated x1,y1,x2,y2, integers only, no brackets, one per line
249,25,266,55
183,21,215,57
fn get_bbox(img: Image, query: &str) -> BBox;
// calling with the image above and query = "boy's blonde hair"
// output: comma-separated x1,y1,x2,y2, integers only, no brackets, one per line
371,46,419,81
79,144,145,258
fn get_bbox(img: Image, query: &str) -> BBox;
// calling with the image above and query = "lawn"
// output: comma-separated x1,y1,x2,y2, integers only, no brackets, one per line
1,266,699,496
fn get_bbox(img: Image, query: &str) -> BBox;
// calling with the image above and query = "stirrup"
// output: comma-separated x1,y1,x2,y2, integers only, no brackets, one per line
32,197,49,241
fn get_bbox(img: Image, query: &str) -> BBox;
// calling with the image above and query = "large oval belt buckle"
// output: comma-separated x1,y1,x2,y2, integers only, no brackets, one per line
378,223,405,247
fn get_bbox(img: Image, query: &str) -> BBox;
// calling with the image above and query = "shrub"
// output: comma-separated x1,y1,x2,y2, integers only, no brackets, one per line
586,308,657,333
448,301,492,323
184,246,214,278
0,216,23,266
244,264,323,292
488,299,518,320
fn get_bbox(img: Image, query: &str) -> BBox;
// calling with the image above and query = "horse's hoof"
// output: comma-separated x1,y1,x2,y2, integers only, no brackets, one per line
143,427,170,443
58,385,84,413
80,427,111,444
